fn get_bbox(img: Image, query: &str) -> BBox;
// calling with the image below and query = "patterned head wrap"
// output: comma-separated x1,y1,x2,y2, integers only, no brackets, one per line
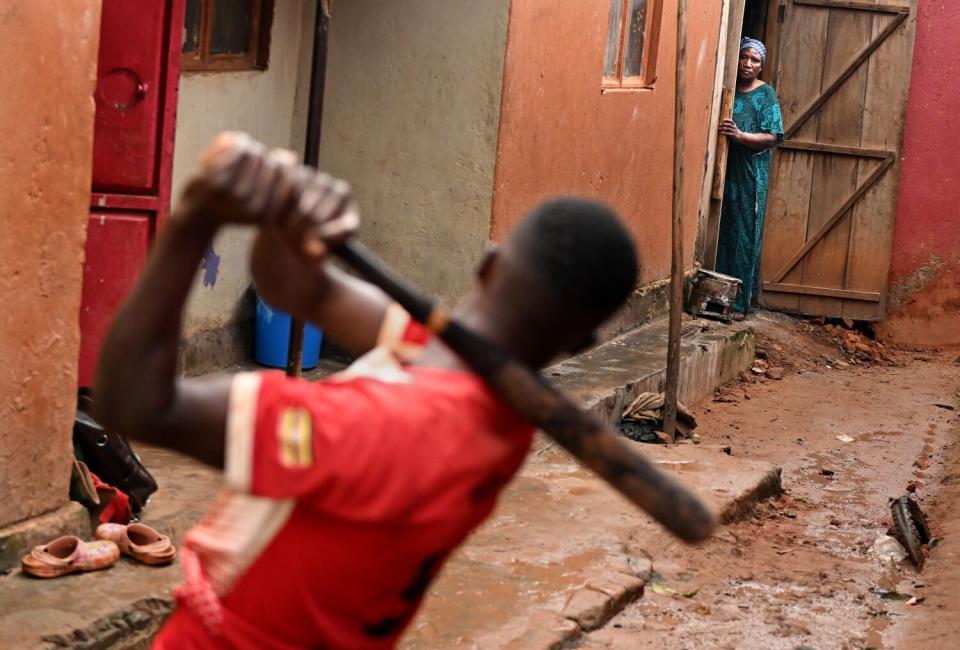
740,37,767,64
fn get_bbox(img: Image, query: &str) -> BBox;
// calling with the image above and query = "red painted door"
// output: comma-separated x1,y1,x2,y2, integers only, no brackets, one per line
79,0,186,387
93,1,168,193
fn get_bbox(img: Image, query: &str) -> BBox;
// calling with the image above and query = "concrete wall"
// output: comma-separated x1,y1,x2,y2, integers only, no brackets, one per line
172,0,316,370
877,0,960,347
491,0,721,288
319,0,512,309
0,1,102,527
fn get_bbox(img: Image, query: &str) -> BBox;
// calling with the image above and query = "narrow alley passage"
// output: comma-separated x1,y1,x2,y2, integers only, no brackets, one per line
575,314,960,649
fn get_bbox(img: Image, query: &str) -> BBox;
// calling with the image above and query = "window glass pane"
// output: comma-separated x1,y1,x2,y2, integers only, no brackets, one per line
210,0,253,55
182,0,202,54
623,0,648,77
603,0,625,78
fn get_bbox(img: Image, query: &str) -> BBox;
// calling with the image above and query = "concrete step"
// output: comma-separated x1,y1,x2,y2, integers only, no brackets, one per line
548,313,755,424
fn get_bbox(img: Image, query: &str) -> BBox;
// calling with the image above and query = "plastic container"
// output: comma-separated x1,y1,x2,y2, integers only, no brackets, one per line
254,293,322,370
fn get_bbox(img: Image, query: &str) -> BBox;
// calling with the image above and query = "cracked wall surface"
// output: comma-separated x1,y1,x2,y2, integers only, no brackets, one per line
0,1,102,527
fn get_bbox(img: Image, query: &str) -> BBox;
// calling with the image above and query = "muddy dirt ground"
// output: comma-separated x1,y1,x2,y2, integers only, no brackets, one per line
576,314,960,649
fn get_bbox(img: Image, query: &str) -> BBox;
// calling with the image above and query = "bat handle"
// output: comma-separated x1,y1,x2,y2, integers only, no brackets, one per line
335,239,442,327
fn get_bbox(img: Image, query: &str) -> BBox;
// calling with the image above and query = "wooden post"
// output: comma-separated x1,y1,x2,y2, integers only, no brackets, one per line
694,0,732,265
663,0,688,441
711,0,747,200
704,0,747,269
286,0,330,378
711,88,735,199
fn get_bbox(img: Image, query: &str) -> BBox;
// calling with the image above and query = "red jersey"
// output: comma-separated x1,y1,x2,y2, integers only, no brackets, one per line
154,305,534,649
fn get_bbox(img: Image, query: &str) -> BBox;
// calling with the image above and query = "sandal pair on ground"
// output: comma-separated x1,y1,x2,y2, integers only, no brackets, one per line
21,522,176,578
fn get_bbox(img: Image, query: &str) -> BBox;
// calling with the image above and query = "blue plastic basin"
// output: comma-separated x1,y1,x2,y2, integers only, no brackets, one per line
254,293,322,370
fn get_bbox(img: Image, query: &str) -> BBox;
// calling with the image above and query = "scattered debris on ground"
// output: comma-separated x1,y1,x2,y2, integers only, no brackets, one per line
890,495,932,569
618,392,697,442
712,312,910,405
802,317,899,367
871,534,909,564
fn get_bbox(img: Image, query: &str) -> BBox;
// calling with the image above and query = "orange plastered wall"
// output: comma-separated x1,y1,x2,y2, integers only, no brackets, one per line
0,1,102,526
491,0,722,284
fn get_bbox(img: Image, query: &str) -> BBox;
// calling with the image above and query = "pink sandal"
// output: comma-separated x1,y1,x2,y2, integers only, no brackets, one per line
96,522,177,565
21,536,120,578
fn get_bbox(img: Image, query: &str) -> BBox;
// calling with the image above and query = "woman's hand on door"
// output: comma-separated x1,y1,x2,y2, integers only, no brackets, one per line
719,119,743,144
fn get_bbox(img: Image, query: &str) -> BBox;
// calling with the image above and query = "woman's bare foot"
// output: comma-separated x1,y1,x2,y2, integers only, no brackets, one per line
731,311,747,322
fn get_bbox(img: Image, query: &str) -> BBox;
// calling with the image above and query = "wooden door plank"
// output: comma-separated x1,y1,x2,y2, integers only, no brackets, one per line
794,0,909,14
771,156,893,282
798,5,874,317
759,2,829,314
784,10,908,140
765,282,880,301
842,1,918,319
778,140,894,158
762,150,812,312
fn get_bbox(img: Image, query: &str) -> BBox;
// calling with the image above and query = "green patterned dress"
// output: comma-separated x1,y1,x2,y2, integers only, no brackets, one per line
716,83,784,313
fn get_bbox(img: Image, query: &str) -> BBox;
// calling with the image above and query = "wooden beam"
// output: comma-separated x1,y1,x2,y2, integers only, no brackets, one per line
711,88,735,199
694,0,732,265
703,0,746,269
794,0,909,14
711,1,748,202
779,140,896,159
770,156,894,283
784,11,907,139
762,282,881,301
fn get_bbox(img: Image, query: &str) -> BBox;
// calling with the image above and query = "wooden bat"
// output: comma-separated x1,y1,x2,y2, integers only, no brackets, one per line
198,134,716,543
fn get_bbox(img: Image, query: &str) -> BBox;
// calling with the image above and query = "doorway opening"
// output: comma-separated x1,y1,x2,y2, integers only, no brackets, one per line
743,0,770,42
742,0,782,85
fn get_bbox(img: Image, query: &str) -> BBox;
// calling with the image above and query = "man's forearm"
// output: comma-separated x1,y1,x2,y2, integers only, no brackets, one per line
95,208,218,438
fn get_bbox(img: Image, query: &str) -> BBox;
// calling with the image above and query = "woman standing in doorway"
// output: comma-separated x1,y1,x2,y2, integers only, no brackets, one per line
716,37,784,320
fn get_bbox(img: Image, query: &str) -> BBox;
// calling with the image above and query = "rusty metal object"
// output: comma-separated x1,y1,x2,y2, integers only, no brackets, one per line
890,495,931,569
192,133,717,543
686,269,742,322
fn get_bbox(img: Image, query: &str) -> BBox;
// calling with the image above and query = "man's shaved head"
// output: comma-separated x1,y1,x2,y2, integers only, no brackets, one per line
469,197,640,368
508,197,639,323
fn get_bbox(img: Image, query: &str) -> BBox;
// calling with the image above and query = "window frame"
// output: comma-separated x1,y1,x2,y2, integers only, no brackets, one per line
181,0,274,73
602,0,664,91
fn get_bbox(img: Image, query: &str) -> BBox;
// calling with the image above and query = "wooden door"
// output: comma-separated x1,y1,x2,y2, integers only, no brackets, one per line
759,0,917,320
79,0,185,387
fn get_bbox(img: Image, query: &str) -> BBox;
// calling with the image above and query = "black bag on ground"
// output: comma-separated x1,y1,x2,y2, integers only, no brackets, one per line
73,388,158,513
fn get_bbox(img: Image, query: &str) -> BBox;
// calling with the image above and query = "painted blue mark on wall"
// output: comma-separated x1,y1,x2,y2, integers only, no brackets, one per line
200,243,220,287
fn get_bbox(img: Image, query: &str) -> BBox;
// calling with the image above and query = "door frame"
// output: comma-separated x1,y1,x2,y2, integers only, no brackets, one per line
696,0,781,270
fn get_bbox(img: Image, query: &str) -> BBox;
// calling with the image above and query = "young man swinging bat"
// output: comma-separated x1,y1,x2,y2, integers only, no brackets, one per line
95,135,640,649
